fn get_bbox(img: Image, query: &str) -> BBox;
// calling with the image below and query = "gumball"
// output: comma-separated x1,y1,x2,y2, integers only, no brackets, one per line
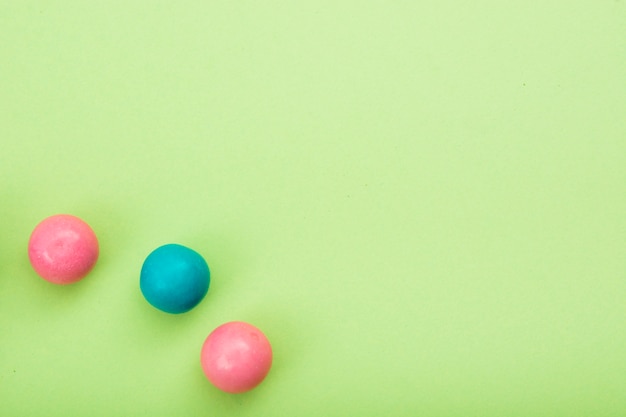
28,214,99,284
200,321,273,393
140,244,210,314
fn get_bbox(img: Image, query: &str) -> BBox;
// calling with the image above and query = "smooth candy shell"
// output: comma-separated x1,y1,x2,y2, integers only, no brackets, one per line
140,244,210,314
200,321,273,393
28,214,99,284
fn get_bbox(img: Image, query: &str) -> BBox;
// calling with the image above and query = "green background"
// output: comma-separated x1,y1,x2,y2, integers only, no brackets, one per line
1,1,625,415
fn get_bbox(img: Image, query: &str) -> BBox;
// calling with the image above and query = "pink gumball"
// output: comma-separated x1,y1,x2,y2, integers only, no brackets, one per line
28,214,99,284
200,321,273,393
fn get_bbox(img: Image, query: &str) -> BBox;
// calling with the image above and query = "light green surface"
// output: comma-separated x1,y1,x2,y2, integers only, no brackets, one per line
1,1,625,416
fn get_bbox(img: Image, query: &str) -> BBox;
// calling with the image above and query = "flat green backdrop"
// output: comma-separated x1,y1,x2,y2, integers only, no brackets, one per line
1,1,625,416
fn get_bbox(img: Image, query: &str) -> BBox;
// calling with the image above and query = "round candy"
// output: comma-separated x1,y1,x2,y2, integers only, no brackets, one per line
200,321,273,393
28,214,99,284
140,243,210,314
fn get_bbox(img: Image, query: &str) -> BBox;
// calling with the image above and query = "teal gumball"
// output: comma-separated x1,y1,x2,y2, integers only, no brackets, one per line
140,244,210,314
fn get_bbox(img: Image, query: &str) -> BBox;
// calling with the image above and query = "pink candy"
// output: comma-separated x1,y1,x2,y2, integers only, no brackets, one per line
201,321,273,393
28,214,99,284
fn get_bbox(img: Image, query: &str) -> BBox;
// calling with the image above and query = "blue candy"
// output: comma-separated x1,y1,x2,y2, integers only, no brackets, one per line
140,244,210,314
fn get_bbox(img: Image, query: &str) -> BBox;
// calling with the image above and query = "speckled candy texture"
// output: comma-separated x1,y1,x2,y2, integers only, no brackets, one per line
201,321,273,393
28,214,99,284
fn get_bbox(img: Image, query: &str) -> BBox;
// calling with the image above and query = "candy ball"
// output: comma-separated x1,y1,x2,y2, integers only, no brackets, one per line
140,243,210,314
28,214,99,284
200,321,273,393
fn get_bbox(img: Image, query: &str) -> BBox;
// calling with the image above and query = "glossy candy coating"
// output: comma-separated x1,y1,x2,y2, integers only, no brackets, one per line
28,214,99,284
140,244,210,314
200,321,273,393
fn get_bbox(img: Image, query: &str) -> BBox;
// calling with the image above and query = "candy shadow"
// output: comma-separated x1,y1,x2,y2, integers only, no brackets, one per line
123,263,220,348
185,304,306,407
184,229,245,311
